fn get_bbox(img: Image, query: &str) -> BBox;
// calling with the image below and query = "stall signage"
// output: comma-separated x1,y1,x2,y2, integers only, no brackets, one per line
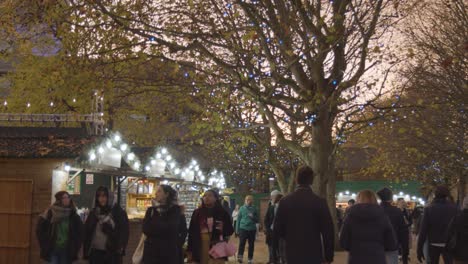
86,174,94,185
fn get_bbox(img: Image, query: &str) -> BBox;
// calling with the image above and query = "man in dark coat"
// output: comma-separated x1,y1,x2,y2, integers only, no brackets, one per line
274,166,334,264
84,186,129,264
417,186,458,264
377,187,409,264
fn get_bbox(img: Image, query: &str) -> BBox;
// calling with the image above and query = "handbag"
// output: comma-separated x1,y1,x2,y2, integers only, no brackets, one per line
132,234,146,264
209,235,236,259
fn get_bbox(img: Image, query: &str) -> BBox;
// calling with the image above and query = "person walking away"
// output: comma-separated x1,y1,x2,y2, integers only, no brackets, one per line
340,190,398,264
274,166,334,264
187,189,234,264
397,198,413,264
417,186,458,264
264,190,282,264
344,199,355,219
232,205,240,237
36,191,83,264
446,196,468,264
236,195,259,264
376,187,409,264
139,185,187,264
84,186,130,264
336,205,344,233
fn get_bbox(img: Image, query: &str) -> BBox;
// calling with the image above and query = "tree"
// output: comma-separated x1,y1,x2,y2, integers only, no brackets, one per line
64,0,414,210
350,0,467,200
2,1,417,210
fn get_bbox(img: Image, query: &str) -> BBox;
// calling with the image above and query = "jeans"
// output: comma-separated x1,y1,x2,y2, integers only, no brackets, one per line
385,250,399,264
50,248,69,264
238,229,256,260
428,245,453,264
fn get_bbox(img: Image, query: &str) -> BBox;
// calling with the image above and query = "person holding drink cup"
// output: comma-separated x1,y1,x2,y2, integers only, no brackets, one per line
236,195,259,264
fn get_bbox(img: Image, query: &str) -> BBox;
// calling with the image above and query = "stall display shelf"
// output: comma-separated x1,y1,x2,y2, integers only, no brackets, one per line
179,190,200,226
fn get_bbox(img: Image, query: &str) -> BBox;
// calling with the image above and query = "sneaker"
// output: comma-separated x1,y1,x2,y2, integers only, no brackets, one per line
237,256,243,263
248,260,253,264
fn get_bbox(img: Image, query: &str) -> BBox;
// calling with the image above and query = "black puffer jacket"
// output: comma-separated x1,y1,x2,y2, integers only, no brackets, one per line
142,205,187,264
340,203,398,264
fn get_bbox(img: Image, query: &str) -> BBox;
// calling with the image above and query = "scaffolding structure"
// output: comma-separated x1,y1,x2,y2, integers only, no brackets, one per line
0,91,106,135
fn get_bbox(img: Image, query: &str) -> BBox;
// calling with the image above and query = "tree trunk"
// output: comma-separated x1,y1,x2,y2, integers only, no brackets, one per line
287,169,296,194
301,112,339,244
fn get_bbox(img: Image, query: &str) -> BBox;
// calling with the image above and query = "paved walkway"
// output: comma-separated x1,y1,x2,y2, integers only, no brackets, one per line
227,233,347,264
228,233,418,264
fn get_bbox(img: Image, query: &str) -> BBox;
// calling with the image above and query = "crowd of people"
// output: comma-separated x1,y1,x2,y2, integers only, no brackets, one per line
36,165,468,264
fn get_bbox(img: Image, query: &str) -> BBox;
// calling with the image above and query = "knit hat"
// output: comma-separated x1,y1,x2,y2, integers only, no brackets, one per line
434,185,450,199
377,187,393,202
271,190,282,197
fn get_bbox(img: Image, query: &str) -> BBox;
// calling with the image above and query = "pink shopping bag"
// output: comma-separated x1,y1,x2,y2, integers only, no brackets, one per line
209,236,236,259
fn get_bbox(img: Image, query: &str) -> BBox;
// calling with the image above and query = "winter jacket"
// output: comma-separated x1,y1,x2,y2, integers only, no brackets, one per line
83,187,130,262
236,204,259,232
380,202,409,252
340,203,398,264
274,185,335,264
187,206,234,262
36,207,83,262
142,205,187,264
264,202,275,245
446,209,468,261
83,205,129,260
417,198,458,257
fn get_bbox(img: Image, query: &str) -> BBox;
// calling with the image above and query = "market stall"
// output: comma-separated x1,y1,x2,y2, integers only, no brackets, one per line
54,132,229,221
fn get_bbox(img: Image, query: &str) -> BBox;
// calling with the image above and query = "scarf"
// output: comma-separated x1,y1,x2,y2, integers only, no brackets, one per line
47,205,72,224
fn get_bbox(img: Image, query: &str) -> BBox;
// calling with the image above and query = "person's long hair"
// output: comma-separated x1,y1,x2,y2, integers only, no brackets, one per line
356,190,378,204
198,189,224,222
159,184,178,207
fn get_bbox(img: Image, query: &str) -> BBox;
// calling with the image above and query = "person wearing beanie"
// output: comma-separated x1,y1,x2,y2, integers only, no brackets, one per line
446,196,468,263
264,190,283,264
376,187,409,264
36,191,83,263
417,185,458,264
84,186,129,264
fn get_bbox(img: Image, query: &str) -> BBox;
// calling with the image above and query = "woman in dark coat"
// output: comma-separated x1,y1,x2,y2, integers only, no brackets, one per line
187,189,234,264
340,190,398,264
446,196,468,264
36,191,83,264
142,184,187,264
84,186,129,264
